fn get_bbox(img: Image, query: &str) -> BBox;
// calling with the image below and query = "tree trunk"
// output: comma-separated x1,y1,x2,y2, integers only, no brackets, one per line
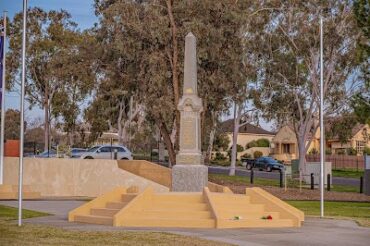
158,120,176,167
166,0,180,151
297,134,307,176
43,89,49,152
117,100,124,145
204,111,217,165
229,102,242,176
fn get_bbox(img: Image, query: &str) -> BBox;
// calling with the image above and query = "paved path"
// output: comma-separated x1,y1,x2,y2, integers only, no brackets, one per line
208,166,361,187
1,200,369,246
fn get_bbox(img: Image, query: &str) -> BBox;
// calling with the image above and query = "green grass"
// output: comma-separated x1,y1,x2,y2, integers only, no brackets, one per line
209,173,360,193
332,169,364,179
0,205,231,245
0,205,50,220
287,201,370,226
0,221,232,246
331,184,360,193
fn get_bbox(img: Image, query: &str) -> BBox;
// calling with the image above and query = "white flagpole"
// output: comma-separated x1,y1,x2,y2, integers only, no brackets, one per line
0,11,7,185
18,0,28,226
320,17,325,218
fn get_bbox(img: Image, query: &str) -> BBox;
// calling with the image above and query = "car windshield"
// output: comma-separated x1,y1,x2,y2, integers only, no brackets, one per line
87,146,100,152
72,149,84,153
39,150,56,156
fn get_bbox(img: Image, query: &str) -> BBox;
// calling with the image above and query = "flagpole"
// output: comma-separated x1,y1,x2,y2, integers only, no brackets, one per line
0,11,7,185
18,0,28,226
320,17,325,218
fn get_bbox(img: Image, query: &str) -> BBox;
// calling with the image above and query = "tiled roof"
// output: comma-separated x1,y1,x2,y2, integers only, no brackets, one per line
220,119,275,135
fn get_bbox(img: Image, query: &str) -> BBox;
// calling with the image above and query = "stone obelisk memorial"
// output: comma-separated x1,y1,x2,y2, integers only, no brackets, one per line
172,33,208,192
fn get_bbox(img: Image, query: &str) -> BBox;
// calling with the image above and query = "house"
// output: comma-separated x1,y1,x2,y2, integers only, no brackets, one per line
217,119,275,159
271,123,370,163
327,123,370,155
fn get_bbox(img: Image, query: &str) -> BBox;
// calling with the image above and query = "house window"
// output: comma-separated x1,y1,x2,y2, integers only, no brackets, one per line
356,141,365,154
282,144,290,154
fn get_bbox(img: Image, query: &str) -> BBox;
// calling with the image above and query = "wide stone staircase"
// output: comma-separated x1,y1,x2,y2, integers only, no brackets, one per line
69,186,303,228
73,192,138,225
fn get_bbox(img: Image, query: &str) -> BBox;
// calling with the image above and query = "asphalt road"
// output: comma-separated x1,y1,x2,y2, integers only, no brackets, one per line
208,166,361,187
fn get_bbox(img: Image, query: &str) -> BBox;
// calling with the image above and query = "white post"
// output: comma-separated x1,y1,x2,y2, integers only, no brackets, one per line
320,17,325,218
0,11,7,185
18,0,28,226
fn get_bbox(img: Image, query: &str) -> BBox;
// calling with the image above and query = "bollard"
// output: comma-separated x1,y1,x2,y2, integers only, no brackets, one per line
360,176,363,194
279,170,283,188
327,174,331,191
250,169,254,184
311,173,314,190
114,149,118,160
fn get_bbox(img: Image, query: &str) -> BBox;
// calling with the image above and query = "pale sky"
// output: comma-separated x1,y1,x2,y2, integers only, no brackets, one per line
1,0,273,131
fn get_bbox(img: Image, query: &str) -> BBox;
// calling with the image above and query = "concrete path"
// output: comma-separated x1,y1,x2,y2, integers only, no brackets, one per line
1,200,369,246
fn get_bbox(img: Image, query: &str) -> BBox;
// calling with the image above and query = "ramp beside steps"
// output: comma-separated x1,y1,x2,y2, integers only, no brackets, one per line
69,186,303,228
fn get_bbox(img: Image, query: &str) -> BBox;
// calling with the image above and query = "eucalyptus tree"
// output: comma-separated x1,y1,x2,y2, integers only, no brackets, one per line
249,0,362,172
92,0,250,165
7,8,93,150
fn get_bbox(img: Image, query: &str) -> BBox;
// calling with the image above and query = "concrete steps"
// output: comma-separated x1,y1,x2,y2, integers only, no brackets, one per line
122,218,215,228
69,186,303,228
90,208,120,217
74,215,113,225
129,210,212,219
219,218,295,228
72,192,137,225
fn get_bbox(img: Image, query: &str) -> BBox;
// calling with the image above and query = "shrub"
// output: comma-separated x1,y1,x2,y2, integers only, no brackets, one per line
256,138,270,147
241,153,252,159
214,152,226,160
309,148,318,155
246,138,270,149
246,140,258,149
325,149,332,155
337,149,346,155
347,148,357,156
364,147,370,155
253,151,263,159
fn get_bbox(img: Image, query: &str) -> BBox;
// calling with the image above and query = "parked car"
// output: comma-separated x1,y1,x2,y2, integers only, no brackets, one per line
80,145,133,160
34,150,57,158
244,156,284,172
241,158,255,168
70,148,87,158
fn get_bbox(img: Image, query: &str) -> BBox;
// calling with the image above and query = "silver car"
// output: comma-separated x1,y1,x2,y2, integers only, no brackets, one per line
80,145,133,160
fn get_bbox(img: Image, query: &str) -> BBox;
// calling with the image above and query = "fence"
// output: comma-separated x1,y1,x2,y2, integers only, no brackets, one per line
306,154,364,170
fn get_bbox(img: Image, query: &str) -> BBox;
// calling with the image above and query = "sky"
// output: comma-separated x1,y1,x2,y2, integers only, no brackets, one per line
0,0,97,123
0,0,273,131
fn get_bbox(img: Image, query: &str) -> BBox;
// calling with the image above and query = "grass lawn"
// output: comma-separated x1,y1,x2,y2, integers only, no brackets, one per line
209,173,360,193
332,169,364,179
287,201,370,227
0,205,231,246
0,205,50,220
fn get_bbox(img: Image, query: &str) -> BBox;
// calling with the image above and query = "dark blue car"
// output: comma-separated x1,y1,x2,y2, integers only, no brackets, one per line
245,156,284,172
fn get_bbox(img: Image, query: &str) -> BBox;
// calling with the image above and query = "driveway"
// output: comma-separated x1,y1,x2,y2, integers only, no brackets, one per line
0,200,369,246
